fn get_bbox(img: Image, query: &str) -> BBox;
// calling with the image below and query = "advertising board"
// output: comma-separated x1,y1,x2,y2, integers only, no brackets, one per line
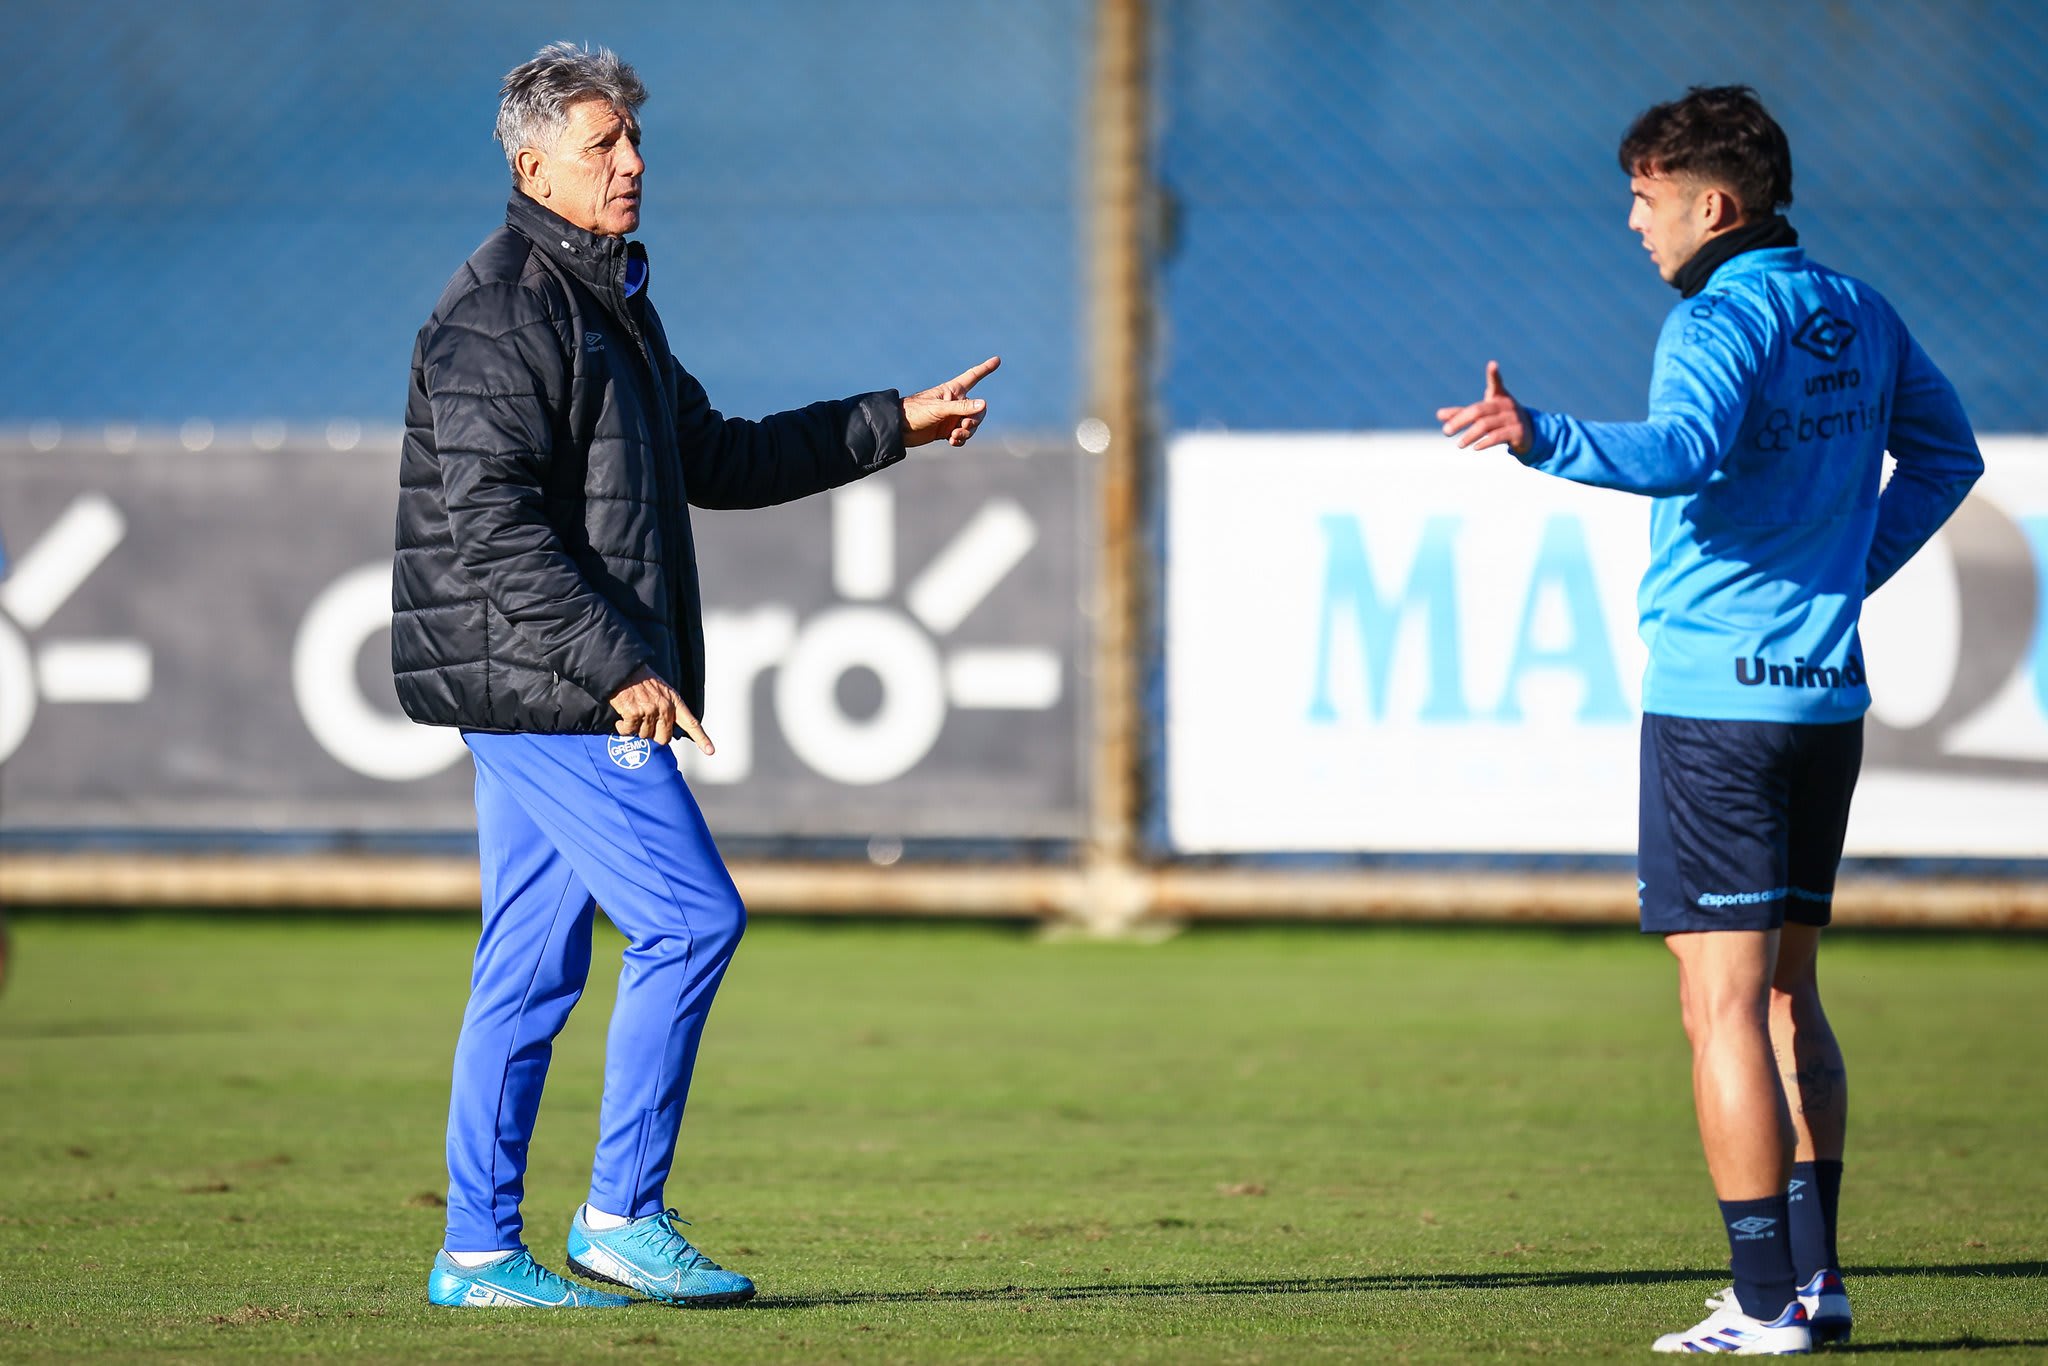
0,433,1088,840
1166,433,2048,857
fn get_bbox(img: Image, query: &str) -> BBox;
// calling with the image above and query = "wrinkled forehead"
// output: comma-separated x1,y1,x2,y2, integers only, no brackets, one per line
561,96,638,142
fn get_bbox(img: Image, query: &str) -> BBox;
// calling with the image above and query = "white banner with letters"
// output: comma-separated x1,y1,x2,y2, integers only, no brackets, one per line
1165,433,2048,857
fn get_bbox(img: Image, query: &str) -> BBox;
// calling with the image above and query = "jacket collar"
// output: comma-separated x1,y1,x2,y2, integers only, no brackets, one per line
504,191,649,309
1670,214,1799,298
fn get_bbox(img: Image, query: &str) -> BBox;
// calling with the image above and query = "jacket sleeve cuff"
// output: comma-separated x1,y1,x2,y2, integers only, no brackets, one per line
586,649,654,709
855,389,907,473
1517,407,1560,466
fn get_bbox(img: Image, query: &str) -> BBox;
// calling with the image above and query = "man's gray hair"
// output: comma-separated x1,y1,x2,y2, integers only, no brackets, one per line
495,42,646,174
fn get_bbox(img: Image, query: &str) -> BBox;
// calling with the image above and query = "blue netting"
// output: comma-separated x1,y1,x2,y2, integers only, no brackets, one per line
1157,0,2048,433
0,0,1083,430
15,3,2033,438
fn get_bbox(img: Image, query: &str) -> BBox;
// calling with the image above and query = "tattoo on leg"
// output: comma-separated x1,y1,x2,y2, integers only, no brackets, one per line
1787,1061,1846,1116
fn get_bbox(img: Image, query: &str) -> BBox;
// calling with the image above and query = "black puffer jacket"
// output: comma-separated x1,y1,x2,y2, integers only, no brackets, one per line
394,193,904,732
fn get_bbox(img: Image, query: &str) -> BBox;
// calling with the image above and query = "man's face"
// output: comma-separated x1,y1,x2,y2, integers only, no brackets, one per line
1627,172,1713,283
528,98,644,237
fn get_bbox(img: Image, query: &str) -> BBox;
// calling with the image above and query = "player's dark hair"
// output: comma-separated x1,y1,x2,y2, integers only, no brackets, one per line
1618,85,1793,219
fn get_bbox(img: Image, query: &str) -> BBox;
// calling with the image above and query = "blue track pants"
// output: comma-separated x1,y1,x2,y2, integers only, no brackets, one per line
443,731,745,1252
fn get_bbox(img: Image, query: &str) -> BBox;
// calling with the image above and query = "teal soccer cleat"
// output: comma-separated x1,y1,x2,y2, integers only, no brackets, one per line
427,1248,632,1308
566,1206,757,1307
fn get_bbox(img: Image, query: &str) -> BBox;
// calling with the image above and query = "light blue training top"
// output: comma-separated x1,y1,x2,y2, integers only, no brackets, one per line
1518,245,1983,723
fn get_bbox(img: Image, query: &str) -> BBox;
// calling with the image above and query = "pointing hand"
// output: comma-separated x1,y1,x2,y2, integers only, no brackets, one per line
608,666,713,755
903,356,1000,448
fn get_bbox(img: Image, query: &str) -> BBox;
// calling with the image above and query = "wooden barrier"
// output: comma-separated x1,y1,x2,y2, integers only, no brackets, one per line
5,853,2044,931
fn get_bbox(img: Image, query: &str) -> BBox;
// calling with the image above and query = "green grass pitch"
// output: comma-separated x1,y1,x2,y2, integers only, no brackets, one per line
1,914,2043,1362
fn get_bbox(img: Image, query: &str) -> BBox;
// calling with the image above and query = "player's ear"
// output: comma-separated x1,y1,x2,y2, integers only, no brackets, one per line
515,146,549,197
1703,186,1741,231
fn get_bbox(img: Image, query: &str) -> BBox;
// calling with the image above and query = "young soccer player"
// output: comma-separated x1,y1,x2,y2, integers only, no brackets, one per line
1436,86,1981,1353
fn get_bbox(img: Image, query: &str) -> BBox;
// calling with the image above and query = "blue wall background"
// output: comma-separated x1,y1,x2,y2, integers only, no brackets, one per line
1157,0,2048,433
0,1,1082,430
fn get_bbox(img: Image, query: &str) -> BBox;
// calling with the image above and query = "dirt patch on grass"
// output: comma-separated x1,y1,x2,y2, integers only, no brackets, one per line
209,1304,305,1328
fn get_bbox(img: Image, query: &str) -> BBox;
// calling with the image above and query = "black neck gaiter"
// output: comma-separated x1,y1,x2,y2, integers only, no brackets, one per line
1671,215,1799,298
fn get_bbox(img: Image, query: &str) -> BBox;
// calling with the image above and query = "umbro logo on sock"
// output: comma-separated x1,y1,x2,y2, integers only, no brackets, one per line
1729,1216,1779,1239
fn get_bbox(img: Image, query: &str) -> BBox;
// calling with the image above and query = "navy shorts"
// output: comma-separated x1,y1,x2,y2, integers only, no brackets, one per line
1638,713,1863,935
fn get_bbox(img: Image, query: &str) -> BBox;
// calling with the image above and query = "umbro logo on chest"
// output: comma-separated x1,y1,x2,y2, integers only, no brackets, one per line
583,332,606,353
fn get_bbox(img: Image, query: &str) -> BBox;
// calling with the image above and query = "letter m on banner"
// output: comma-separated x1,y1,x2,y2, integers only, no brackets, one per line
1308,514,1470,723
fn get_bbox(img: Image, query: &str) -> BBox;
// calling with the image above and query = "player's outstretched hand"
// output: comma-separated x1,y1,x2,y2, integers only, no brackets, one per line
903,356,1000,448
1436,360,1532,456
610,665,714,755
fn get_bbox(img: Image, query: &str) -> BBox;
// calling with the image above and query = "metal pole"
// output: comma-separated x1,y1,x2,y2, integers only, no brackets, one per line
1082,0,1153,931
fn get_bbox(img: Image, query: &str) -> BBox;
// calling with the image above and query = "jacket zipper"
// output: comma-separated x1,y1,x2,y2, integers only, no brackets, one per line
610,265,687,689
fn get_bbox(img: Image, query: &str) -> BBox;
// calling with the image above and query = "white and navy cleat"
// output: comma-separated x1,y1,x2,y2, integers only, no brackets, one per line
1653,1293,1812,1354
1796,1269,1852,1346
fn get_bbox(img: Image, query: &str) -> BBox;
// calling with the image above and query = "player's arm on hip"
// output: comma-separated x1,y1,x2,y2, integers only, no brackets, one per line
1866,322,1984,595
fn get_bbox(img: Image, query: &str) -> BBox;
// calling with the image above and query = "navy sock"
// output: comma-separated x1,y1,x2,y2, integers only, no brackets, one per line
1787,1161,1828,1283
1718,1194,1796,1320
1815,1159,1844,1271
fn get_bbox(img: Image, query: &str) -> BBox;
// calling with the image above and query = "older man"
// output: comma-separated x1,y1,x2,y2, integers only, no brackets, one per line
396,42,997,1309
